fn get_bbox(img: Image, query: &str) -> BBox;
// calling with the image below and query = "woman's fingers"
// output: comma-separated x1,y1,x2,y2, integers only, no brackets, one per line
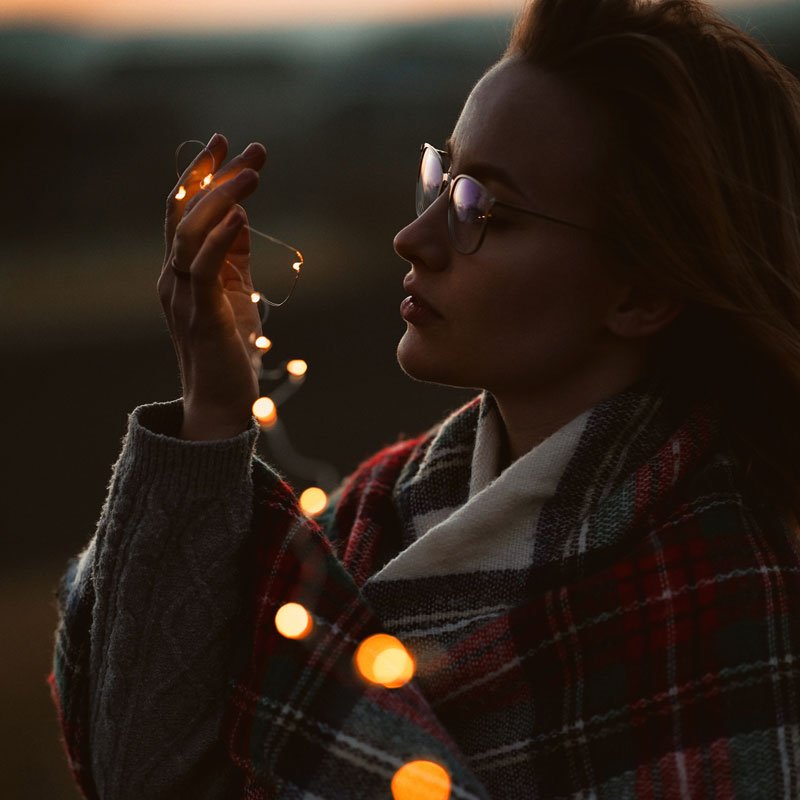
165,134,228,250
164,136,266,275
188,207,247,324
191,142,267,201
176,141,267,222
171,168,260,275
220,219,255,292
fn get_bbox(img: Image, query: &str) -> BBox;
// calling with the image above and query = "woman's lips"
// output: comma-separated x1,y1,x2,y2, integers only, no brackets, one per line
400,294,442,325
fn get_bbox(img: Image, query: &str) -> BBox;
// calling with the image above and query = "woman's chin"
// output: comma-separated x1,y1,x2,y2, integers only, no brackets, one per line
397,330,439,383
396,330,467,387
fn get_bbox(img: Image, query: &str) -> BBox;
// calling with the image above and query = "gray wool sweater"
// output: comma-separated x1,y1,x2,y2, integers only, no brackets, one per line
58,398,265,797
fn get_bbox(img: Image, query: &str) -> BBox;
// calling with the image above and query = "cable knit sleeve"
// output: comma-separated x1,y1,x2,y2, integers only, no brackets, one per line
51,400,490,800
49,398,272,799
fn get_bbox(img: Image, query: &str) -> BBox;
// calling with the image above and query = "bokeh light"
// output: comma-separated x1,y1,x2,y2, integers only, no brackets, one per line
174,185,187,200
252,396,277,427
355,633,415,688
391,760,451,800
286,359,308,377
200,173,213,188
299,487,328,516
255,336,272,351
274,602,313,639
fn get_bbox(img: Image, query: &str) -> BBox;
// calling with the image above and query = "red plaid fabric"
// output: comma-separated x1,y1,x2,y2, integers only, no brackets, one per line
223,375,800,797
51,372,800,798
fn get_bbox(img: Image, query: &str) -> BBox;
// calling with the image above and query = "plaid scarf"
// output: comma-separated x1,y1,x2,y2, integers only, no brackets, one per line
50,370,800,799
367,394,590,582
225,371,800,798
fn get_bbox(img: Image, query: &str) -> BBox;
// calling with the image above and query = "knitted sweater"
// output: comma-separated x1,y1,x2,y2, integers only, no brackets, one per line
50,372,800,798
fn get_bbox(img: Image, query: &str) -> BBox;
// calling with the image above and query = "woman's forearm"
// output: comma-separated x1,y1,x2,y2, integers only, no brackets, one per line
52,398,260,800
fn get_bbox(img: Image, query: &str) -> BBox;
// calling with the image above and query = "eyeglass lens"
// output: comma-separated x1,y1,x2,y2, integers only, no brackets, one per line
450,175,491,254
416,144,491,254
416,145,446,216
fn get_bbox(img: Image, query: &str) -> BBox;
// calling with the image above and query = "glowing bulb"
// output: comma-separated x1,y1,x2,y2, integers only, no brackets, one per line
292,262,302,272
200,173,213,188
391,760,451,800
252,397,277,427
299,487,327,517
286,359,308,377
175,185,187,200
373,647,413,683
251,292,261,304
355,634,415,688
274,602,313,639
255,336,272,351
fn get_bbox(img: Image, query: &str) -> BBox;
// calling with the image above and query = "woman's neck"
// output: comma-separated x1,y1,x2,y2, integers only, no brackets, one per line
491,364,650,463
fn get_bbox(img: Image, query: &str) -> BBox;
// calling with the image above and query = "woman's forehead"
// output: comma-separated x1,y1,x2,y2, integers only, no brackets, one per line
449,59,608,208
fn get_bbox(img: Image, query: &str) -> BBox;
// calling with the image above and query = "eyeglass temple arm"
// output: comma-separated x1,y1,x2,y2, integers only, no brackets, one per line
493,200,607,239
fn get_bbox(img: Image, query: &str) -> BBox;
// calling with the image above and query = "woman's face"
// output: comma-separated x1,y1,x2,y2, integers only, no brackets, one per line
394,58,634,399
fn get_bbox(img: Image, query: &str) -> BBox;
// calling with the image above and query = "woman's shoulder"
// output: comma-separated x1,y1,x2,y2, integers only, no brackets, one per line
315,396,483,558
337,394,484,500
613,444,800,608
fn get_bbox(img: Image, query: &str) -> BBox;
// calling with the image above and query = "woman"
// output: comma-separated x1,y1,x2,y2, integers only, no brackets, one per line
50,0,800,797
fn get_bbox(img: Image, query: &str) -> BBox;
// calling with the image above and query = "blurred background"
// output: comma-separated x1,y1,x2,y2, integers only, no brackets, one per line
1,0,797,795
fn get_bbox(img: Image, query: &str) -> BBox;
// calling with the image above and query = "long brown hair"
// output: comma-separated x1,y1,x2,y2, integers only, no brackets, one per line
506,0,800,523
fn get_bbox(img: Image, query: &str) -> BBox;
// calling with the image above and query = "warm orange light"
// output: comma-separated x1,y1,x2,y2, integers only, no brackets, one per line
355,634,415,688
251,291,262,304
286,359,308,377
255,336,272,351
174,185,187,200
274,602,313,639
200,173,213,188
391,760,451,800
252,397,277,427
292,262,302,272
299,487,327,517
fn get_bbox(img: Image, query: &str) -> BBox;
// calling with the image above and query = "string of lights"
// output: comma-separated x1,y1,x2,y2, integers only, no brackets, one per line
274,599,453,799
174,139,339,520
174,140,452,798
249,327,341,517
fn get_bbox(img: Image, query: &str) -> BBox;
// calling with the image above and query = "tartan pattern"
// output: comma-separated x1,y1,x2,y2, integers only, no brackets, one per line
224,449,489,798
48,370,800,798
222,372,800,797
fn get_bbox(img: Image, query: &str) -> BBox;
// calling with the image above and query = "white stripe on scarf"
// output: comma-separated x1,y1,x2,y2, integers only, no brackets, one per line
368,401,593,581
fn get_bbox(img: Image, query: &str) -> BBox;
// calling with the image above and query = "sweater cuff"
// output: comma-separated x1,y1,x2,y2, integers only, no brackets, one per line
118,398,262,497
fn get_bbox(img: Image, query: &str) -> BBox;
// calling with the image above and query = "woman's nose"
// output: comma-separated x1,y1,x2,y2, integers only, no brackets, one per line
393,195,449,270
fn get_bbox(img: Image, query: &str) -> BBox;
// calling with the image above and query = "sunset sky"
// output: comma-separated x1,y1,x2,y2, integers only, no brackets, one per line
0,0,779,32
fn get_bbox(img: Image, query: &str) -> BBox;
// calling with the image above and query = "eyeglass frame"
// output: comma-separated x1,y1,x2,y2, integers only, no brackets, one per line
416,143,609,255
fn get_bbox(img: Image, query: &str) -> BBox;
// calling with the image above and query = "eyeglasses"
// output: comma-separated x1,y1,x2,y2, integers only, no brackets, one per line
175,140,303,323
416,142,607,255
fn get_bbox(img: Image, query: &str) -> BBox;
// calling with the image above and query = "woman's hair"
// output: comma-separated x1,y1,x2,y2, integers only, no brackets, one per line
506,0,800,525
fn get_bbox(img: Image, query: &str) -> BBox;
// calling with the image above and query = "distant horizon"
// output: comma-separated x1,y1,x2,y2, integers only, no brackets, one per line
0,0,785,34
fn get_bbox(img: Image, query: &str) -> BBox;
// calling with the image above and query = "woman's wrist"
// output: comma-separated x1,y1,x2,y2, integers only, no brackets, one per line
180,402,254,441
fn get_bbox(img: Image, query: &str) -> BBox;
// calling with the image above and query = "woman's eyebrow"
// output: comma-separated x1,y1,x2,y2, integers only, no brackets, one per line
444,136,529,201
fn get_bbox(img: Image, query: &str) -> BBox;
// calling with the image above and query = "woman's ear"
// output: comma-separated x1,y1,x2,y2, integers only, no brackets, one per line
605,283,686,339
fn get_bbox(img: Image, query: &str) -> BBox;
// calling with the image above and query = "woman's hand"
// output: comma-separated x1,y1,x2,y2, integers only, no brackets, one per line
158,133,268,441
